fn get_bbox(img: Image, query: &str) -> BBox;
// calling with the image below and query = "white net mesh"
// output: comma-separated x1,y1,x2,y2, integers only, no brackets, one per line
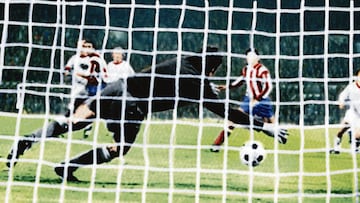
1,0,360,202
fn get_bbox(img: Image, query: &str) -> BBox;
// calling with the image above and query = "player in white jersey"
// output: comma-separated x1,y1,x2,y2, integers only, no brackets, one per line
64,40,109,138
65,40,108,98
211,48,276,152
106,47,135,83
330,69,360,154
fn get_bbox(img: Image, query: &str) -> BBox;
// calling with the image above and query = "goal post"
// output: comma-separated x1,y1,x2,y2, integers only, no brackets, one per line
1,0,360,202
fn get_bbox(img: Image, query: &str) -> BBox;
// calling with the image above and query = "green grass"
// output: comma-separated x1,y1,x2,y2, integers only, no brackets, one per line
0,115,359,202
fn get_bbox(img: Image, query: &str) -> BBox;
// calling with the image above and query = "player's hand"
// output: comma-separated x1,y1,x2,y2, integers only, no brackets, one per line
339,103,345,109
262,123,289,144
250,99,259,108
72,104,95,124
210,83,220,95
217,84,227,91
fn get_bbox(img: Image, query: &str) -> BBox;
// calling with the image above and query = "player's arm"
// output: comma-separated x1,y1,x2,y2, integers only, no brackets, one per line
338,84,351,109
63,55,76,76
201,80,263,129
254,69,272,101
217,75,244,91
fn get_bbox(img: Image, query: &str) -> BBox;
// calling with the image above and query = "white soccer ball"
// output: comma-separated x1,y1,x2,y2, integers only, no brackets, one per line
240,141,266,167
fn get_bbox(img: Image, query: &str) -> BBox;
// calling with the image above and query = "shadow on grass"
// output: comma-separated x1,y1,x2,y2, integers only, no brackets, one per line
1,171,355,196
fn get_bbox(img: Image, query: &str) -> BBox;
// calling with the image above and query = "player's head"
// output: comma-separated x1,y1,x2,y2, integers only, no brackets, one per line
355,69,360,76
245,48,260,66
355,69,360,82
78,39,95,55
112,47,125,63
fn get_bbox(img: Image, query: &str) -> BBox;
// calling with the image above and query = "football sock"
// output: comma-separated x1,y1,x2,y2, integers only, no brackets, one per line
213,126,234,146
32,121,68,139
335,137,341,146
67,147,112,168
333,137,341,151
348,131,352,144
213,130,225,145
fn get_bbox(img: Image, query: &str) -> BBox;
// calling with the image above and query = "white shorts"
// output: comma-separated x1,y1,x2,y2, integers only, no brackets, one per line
345,109,360,137
343,109,353,124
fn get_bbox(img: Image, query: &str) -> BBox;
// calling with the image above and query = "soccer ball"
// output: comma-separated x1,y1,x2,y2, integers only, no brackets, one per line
239,141,266,167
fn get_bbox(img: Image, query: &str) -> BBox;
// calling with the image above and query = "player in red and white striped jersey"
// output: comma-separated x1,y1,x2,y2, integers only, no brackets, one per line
211,48,276,152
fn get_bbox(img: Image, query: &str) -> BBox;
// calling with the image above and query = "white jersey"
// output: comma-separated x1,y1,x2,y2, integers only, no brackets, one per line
65,53,108,97
339,82,360,118
106,61,135,83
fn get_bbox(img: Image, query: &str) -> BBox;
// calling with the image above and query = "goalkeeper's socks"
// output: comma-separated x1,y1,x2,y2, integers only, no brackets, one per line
6,137,33,168
55,147,112,181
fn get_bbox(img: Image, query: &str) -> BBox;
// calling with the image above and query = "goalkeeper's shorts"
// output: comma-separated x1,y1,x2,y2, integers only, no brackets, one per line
240,96,274,119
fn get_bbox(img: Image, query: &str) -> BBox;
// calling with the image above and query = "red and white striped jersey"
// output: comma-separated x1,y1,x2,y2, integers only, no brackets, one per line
231,63,272,100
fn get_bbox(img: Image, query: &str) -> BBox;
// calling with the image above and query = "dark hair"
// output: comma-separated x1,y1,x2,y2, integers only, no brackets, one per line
355,69,360,76
245,48,259,55
83,38,95,49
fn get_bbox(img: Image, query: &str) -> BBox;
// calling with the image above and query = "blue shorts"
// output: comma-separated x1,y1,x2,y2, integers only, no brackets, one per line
86,83,107,96
240,96,274,119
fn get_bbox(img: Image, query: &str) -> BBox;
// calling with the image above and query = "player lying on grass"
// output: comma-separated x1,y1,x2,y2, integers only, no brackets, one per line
6,46,288,181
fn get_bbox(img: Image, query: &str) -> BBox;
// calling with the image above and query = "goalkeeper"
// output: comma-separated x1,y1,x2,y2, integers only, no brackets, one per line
7,46,288,181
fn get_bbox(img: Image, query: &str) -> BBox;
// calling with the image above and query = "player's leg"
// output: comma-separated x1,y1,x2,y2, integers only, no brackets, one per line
54,96,145,181
210,125,235,152
6,114,92,168
352,125,360,153
330,125,350,154
330,110,352,154
210,97,250,152
251,97,288,144
54,120,143,181
6,120,69,168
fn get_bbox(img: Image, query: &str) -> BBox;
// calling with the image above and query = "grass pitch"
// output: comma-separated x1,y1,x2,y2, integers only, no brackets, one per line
0,115,359,203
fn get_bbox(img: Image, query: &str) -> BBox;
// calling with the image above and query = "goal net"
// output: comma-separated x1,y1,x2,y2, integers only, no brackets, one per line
0,0,359,202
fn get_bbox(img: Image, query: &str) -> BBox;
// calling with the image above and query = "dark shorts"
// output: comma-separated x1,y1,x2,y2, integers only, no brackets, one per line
240,96,274,119
92,80,145,144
